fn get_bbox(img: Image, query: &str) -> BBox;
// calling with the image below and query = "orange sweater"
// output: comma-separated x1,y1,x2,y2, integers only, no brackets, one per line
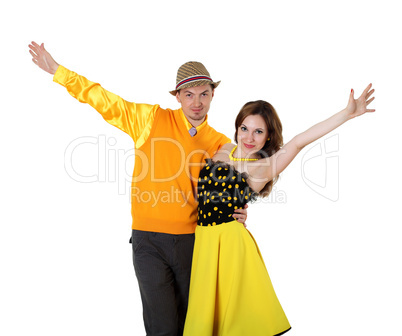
54,66,230,234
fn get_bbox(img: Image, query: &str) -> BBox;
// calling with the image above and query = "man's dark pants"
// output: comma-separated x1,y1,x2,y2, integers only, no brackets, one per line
131,230,195,336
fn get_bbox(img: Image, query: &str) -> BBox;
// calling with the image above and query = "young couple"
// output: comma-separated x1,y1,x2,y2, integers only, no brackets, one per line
29,41,375,336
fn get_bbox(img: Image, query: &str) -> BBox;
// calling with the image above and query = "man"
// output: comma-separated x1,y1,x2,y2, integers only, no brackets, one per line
28,41,247,336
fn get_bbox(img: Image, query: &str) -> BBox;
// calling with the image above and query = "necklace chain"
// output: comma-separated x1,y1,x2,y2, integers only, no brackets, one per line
229,146,259,161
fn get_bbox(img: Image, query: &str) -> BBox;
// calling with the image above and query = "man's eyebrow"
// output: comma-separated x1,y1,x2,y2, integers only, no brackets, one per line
183,89,210,94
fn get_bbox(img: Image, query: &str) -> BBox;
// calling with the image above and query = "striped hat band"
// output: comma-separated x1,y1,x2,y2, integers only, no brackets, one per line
176,75,213,90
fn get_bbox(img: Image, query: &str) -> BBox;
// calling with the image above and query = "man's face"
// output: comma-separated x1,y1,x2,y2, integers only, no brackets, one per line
176,84,214,127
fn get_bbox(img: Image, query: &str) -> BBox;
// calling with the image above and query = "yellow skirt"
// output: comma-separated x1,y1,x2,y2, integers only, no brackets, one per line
183,220,291,336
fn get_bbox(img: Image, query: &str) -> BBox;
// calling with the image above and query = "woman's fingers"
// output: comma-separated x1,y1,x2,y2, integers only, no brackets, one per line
366,97,375,106
366,88,375,100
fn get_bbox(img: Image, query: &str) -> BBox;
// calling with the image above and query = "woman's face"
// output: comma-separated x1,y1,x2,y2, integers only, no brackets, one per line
237,114,269,157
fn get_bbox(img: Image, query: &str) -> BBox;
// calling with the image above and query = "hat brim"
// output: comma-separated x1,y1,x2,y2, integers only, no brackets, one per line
169,80,220,96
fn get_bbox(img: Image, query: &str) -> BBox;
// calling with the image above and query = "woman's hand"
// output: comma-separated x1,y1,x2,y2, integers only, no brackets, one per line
345,84,376,119
28,41,59,75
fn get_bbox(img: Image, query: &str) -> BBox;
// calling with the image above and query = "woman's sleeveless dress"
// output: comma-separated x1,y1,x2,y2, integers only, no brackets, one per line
183,160,291,336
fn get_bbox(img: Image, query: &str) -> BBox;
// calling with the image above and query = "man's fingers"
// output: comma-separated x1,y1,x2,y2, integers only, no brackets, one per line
29,49,38,59
29,42,40,52
29,44,37,54
233,214,245,222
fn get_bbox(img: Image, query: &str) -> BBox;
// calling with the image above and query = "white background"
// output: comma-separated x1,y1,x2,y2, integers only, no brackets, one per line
1,0,401,335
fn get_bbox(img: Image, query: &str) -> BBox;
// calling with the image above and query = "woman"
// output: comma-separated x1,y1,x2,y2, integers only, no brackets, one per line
183,85,375,336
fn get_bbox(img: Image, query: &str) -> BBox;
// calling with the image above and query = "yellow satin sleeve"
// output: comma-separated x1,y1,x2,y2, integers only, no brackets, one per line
53,65,158,148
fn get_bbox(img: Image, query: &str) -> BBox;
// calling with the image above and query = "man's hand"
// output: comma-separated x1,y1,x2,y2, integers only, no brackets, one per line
29,41,59,75
233,204,248,227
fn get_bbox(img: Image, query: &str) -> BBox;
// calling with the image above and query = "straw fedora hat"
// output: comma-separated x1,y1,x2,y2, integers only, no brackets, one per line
169,61,221,96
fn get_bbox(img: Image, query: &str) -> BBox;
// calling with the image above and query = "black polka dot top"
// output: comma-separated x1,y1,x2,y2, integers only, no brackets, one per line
197,159,256,226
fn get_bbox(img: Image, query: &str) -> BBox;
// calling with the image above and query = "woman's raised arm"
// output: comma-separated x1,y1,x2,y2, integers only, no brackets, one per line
252,84,375,189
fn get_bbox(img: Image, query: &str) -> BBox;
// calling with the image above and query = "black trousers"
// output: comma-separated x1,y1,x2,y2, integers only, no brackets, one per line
131,230,195,336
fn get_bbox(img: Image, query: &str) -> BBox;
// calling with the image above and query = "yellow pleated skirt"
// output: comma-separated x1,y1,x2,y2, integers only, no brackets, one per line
183,220,291,336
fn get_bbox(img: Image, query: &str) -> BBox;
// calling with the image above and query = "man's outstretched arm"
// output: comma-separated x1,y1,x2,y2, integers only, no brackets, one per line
28,41,158,142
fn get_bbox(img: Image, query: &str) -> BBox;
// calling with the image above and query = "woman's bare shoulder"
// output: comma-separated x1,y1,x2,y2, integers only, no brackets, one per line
220,143,236,152
213,143,235,161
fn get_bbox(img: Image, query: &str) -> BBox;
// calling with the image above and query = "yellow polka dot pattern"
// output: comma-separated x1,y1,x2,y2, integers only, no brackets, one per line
197,160,255,226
